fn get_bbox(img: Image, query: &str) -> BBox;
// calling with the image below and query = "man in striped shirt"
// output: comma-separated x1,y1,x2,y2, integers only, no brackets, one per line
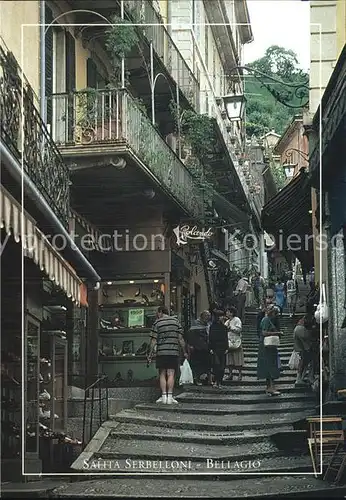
147,306,187,404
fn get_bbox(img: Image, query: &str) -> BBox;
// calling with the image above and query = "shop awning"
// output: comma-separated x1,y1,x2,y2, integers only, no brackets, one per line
261,168,314,270
211,248,230,268
213,191,249,227
70,209,113,252
1,186,84,305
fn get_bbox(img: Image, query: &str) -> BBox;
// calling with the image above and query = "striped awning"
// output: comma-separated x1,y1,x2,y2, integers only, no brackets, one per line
1,186,83,305
70,209,113,252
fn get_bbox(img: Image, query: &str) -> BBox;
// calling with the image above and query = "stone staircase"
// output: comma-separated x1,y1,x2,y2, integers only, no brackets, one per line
51,312,346,498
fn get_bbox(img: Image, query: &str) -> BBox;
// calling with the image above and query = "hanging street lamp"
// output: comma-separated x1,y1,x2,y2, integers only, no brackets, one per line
282,147,309,179
221,65,309,112
282,161,296,179
223,93,247,121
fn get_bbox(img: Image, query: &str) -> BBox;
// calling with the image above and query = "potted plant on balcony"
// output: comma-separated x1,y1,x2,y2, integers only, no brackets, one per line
75,87,99,144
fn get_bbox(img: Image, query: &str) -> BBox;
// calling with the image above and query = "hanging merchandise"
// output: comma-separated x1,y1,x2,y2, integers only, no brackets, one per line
314,283,329,324
179,359,193,385
288,351,300,370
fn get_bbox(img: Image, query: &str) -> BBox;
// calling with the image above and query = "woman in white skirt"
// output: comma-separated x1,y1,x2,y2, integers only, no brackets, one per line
225,306,244,381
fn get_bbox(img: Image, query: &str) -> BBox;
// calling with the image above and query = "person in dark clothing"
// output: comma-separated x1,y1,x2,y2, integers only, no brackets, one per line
257,307,266,339
306,283,319,316
187,310,211,385
257,299,279,338
209,310,228,388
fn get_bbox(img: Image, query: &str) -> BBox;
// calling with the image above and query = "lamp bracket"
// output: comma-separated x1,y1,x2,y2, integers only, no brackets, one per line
229,65,309,109
284,148,309,164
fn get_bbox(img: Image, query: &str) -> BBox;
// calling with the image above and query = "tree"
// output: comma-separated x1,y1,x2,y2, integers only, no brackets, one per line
245,46,308,137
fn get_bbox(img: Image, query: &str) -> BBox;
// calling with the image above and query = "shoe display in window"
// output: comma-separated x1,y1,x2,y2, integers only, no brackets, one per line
122,340,134,356
112,345,122,356
114,372,123,383
39,389,51,401
39,407,59,419
135,342,149,356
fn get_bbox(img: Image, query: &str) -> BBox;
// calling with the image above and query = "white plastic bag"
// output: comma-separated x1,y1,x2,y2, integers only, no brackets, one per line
179,359,194,385
263,335,280,347
288,350,300,371
315,283,329,324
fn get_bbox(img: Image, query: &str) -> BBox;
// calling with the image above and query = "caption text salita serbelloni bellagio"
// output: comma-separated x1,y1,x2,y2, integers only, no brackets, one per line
83,459,262,471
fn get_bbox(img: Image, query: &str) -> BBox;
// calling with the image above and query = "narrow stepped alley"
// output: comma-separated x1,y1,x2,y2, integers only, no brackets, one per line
52,313,346,498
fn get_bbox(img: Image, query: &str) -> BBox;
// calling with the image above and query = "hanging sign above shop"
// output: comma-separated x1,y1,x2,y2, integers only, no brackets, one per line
173,225,213,246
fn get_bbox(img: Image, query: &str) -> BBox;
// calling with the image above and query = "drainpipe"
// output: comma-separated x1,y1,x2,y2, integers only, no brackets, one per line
40,1,46,123
0,142,101,285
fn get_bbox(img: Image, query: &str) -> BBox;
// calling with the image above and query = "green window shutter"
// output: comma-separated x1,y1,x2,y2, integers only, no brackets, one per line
45,5,53,125
87,58,97,88
65,31,76,92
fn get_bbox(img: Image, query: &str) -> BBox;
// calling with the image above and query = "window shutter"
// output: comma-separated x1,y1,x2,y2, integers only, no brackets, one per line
87,58,97,88
65,32,76,142
65,32,76,92
45,6,54,125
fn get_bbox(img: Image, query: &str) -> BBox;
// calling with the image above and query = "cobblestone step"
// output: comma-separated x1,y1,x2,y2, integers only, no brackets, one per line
240,367,293,375
96,435,282,461
242,342,294,347
108,422,294,444
181,385,313,396
222,378,297,386
135,401,316,416
51,476,346,497
111,408,314,432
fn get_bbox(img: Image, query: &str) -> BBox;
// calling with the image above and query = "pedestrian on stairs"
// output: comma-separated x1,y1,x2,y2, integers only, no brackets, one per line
187,310,211,385
209,310,228,388
148,306,188,404
274,279,285,316
252,272,265,308
285,273,299,318
224,307,244,381
293,315,314,386
234,276,249,323
257,305,282,396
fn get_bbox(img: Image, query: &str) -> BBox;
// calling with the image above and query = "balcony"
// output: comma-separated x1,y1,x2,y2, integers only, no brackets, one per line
0,41,70,227
49,89,204,220
124,0,200,110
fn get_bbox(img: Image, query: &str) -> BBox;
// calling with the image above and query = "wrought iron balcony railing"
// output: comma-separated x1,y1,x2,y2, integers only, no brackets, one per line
0,41,70,227
124,0,200,110
49,89,204,219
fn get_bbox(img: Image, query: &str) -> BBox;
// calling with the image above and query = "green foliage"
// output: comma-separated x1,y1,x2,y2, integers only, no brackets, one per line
169,101,215,160
245,45,308,137
181,110,215,159
271,161,286,191
105,15,139,74
168,101,216,216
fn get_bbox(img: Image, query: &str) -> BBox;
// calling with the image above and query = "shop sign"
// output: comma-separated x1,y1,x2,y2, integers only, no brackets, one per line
173,225,213,246
128,308,144,327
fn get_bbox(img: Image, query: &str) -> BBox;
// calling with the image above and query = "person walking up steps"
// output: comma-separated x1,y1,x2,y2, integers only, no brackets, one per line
257,305,282,396
252,272,265,308
274,279,285,316
187,310,211,385
234,276,249,323
286,273,299,318
147,306,188,404
209,310,228,388
225,307,244,381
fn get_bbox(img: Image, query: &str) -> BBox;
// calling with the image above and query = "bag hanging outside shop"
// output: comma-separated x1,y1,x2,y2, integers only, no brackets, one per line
315,283,329,324
179,359,193,385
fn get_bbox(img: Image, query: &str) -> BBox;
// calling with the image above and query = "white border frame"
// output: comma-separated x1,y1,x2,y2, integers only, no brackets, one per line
19,18,323,477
